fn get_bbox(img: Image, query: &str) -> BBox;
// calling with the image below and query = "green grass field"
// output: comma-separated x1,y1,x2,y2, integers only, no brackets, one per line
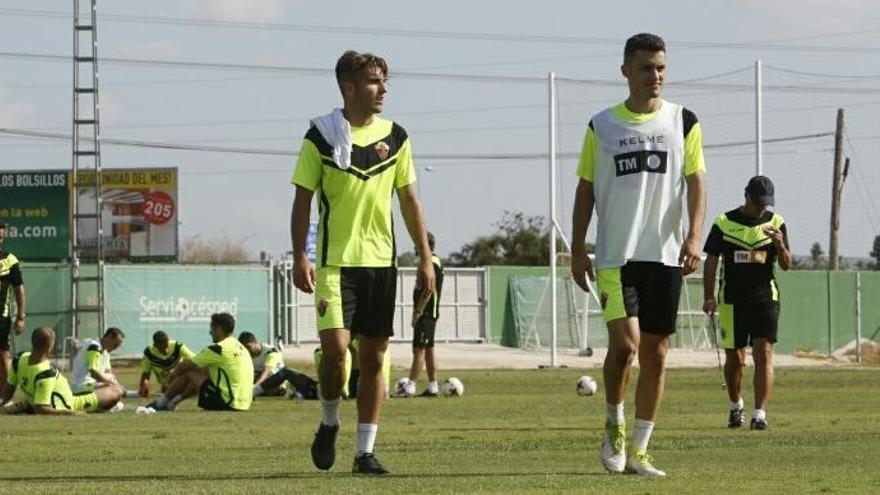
2,366,879,494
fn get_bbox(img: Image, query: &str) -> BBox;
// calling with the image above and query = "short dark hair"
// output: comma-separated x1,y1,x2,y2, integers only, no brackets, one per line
211,313,235,334
31,326,54,351
105,327,125,339
238,332,257,345
335,50,388,90
152,331,169,347
624,33,666,62
427,231,436,251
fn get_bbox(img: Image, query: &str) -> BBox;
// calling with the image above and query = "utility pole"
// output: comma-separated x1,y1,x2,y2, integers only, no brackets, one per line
829,108,845,271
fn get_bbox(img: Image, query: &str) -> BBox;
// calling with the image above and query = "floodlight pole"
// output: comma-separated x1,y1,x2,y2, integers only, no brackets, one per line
548,71,558,368
755,60,763,176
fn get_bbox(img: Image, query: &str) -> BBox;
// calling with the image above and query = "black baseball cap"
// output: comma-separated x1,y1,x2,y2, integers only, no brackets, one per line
745,175,775,206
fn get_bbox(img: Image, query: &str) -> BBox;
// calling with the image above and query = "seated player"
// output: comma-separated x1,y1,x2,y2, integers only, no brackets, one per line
0,326,123,414
70,327,125,394
146,313,253,411
138,331,195,398
238,332,318,399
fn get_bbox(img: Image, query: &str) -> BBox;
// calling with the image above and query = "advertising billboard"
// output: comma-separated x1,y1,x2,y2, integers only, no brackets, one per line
0,168,178,261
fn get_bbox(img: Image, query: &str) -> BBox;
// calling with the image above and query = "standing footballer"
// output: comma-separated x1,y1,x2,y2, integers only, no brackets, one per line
703,176,791,431
290,51,434,475
571,33,706,477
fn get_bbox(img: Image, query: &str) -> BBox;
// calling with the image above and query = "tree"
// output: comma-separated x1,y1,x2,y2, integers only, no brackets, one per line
396,251,418,267
810,242,824,269
180,235,251,264
871,235,880,270
447,211,594,267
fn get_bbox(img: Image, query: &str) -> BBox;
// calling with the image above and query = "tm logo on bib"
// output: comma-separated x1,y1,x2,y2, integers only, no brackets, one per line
614,150,668,176
734,250,767,264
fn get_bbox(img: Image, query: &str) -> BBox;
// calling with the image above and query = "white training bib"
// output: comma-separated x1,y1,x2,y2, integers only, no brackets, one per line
590,100,687,269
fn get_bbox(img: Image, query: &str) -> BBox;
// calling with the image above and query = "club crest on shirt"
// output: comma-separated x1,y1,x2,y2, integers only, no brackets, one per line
317,299,328,317
375,141,390,161
600,292,609,309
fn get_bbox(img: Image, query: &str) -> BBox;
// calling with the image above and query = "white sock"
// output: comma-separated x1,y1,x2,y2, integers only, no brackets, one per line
356,423,378,456
155,394,169,408
253,384,264,397
606,402,625,425
752,409,766,421
427,380,439,393
632,419,655,452
320,397,340,426
730,398,744,411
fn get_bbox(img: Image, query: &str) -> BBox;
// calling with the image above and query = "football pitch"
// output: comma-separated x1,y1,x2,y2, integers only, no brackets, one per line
2,366,879,494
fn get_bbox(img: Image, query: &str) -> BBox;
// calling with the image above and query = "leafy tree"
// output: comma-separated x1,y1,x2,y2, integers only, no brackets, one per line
447,211,593,267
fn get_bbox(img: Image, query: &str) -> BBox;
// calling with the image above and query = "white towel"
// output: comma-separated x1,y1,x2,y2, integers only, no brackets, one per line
310,108,352,170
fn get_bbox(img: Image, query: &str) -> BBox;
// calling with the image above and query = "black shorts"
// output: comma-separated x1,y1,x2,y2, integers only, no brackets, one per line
315,266,397,338
197,380,233,411
413,317,437,348
597,261,683,335
0,317,10,351
719,300,779,349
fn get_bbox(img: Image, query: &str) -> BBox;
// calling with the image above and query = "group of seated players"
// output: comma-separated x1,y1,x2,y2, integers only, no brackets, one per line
0,312,325,415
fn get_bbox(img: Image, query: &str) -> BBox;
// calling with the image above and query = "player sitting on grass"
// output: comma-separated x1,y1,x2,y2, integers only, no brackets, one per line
239,332,318,399
1,326,123,414
146,313,253,412
138,330,195,398
70,327,125,395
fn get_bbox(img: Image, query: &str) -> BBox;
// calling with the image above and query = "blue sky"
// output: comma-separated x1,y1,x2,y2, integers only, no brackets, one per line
1,0,879,259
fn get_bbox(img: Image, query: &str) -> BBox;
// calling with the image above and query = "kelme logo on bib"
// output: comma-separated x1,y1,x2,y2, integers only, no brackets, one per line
614,150,668,177
317,299,328,317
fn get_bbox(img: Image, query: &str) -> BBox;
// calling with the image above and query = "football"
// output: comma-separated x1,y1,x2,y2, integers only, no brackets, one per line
576,375,597,396
393,377,415,398
443,377,465,397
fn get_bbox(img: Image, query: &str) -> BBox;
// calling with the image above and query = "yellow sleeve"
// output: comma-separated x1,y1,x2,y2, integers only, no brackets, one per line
7,355,18,386
191,345,223,368
86,349,102,373
684,122,706,176
576,125,597,182
180,345,196,360
395,138,416,189
292,138,323,191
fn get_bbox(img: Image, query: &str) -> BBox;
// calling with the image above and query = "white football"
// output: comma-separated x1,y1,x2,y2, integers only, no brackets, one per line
576,375,597,396
443,377,465,397
393,377,415,398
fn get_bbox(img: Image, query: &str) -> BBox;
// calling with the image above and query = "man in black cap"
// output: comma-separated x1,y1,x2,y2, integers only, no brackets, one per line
702,176,792,431
0,221,26,406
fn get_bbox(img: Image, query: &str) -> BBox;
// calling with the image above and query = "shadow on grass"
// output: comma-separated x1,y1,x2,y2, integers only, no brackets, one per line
0,471,609,484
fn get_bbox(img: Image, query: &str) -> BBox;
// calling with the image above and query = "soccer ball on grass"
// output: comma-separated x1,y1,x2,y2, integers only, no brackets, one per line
576,375,597,396
442,377,465,397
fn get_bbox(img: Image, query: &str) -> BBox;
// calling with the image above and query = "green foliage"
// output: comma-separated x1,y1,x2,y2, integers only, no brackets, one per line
448,211,594,267
2,367,879,494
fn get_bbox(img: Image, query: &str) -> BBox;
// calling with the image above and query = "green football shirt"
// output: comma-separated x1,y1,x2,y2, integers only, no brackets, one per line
191,336,254,411
8,352,76,410
292,116,416,267
139,340,196,385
